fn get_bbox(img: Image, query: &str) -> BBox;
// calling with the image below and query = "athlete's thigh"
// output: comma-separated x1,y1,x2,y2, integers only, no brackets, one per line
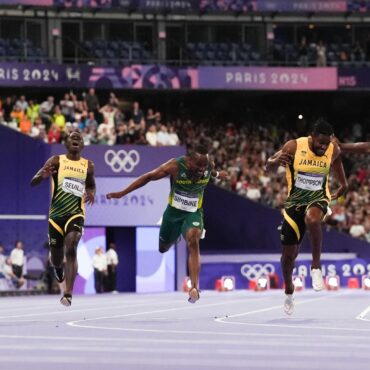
305,201,327,222
48,219,64,249
181,209,203,238
159,207,183,244
281,206,306,246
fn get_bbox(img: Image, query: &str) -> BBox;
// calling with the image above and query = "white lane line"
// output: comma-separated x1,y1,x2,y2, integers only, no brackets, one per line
67,298,258,329
0,299,187,320
214,291,370,332
215,292,349,321
0,354,364,369
356,305,370,321
0,335,369,349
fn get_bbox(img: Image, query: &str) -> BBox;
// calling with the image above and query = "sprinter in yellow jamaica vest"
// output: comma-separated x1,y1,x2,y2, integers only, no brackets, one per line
31,131,96,306
106,144,228,303
266,119,348,315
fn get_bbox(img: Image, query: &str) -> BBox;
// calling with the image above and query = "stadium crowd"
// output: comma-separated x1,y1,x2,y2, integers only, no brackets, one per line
1,92,369,242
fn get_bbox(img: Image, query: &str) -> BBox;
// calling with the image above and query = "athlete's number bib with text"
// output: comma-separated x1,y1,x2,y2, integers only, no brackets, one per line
295,172,324,191
172,192,199,212
62,177,85,198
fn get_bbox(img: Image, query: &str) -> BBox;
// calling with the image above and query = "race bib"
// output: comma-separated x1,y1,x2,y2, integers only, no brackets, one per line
172,191,199,212
62,177,85,198
295,172,324,191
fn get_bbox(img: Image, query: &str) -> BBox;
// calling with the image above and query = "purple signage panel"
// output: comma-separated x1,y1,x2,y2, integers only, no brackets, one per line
200,257,370,289
256,0,347,12
0,63,198,89
0,0,52,3
199,0,257,12
86,177,169,226
50,145,185,177
88,65,198,89
133,0,197,11
338,67,370,89
199,67,338,90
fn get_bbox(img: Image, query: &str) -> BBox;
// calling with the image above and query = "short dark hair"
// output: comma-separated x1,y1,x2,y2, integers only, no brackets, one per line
312,118,334,136
188,142,209,156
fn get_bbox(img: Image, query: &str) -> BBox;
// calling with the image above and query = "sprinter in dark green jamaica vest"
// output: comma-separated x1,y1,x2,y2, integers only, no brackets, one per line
106,144,228,303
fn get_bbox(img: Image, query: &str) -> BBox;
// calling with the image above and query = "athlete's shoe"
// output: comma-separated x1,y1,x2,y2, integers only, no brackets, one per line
200,228,206,239
311,268,325,291
284,294,294,315
188,288,200,304
60,293,72,307
53,266,65,283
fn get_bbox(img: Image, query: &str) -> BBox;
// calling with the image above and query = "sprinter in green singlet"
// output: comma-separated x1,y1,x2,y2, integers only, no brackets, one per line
266,119,348,315
31,131,96,306
106,144,228,303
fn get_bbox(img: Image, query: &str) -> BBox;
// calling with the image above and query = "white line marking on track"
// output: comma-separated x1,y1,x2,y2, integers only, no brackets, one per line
356,304,370,321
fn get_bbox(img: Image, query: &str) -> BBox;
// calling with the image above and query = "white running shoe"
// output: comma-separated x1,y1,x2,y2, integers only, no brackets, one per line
201,228,206,239
311,268,325,291
284,294,294,315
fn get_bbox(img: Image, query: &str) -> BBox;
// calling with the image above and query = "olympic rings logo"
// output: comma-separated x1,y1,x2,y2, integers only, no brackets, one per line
240,263,275,280
104,150,140,173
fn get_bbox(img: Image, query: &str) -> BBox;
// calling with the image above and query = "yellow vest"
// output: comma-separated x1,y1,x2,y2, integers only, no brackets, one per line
49,154,88,218
285,137,334,208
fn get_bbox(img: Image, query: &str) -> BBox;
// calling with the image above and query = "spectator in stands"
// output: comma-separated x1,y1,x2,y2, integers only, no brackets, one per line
92,246,107,293
156,124,170,146
52,105,66,131
30,117,44,139
106,242,119,292
85,111,98,130
115,122,131,145
145,124,158,146
39,96,55,130
0,257,25,289
10,105,24,125
3,96,13,122
298,37,309,66
84,88,100,115
131,101,145,128
349,214,366,239
108,92,119,107
351,41,365,62
100,104,118,128
168,125,180,145
48,123,61,144
19,114,32,135
146,108,160,126
97,117,116,145
26,100,40,123
10,241,24,279
60,93,75,122
316,41,327,67
15,95,28,112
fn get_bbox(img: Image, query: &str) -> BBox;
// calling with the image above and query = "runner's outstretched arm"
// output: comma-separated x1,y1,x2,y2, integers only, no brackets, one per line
106,159,176,199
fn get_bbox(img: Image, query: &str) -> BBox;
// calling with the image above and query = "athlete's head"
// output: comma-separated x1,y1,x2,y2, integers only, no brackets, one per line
187,143,210,181
65,131,84,154
311,118,334,156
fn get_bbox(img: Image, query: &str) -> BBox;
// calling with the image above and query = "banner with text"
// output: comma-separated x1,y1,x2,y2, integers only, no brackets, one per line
0,0,362,13
199,67,338,90
0,63,338,91
338,67,370,90
85,177,169,226
200,257,370,289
